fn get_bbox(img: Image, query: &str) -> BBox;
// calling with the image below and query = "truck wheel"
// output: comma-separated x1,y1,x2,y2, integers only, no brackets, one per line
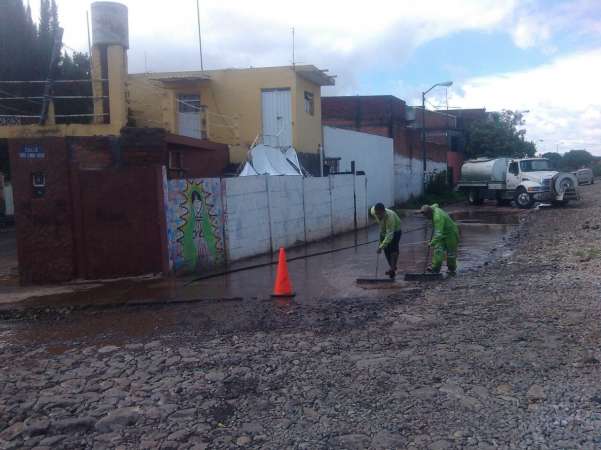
468,189,483,206
514,188,534,209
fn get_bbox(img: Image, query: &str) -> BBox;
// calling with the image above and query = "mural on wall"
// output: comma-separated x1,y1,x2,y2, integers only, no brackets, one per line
166,179,225,272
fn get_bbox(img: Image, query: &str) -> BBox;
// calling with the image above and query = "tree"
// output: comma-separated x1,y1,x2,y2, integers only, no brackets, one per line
560,150,594,170
0,0,91,123
465,110,536,159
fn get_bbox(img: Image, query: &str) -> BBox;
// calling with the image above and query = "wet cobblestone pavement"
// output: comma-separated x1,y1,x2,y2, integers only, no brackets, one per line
1,185,601,449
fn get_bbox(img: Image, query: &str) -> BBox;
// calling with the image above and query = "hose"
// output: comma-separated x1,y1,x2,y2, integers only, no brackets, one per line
185,224,431,285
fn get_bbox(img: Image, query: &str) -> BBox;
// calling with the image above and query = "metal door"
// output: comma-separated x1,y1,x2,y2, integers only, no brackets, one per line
261,89,292,148
506,161,520,190
178,94,202,139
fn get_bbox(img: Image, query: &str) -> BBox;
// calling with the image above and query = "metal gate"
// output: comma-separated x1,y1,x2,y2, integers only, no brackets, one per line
261,89,292,148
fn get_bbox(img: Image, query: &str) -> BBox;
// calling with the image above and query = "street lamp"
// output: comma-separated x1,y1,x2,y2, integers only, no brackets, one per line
422,81,453,192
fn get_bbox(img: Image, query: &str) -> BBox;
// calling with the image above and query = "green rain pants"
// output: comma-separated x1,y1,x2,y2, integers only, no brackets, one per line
432,233,458,273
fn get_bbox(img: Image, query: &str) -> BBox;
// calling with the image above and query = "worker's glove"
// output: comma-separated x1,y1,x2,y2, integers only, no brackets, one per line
376,247,383,254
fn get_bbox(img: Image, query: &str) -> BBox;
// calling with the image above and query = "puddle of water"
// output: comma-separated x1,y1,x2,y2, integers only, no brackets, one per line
450,208,524,225
0,206,520,350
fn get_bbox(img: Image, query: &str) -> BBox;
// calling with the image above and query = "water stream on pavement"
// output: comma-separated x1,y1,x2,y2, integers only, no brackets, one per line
0,206,525,351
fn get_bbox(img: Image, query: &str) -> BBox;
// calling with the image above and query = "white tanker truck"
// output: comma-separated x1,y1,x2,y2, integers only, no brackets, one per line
456,157,579,208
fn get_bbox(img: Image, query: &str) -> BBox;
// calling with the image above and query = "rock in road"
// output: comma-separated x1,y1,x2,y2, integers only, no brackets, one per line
2,183,601,449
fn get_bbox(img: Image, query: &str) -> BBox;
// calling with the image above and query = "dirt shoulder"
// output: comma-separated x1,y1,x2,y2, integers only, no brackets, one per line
1,185,601,449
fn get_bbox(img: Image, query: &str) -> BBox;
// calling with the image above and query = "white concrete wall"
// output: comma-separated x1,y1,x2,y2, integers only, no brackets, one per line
303,177,332,242
394,154,422,204
223,176,271,261
330,175,356,234
267,176,305,252
169,174,369,266
394,154,448,204
354,175,368,229
324,126,394,208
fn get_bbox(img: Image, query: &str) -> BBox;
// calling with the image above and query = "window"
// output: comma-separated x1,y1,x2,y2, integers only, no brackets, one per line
509,162,519,175
177,94,201,113
520,159,551,172
304,91,314,116
169,151,184,170
324,157,340,175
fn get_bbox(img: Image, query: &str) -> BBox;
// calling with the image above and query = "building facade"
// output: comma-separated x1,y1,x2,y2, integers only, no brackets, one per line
322,95,449,203
128,65,335,175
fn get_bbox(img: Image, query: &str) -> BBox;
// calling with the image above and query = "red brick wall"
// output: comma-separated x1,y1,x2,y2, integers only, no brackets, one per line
68,137,113,169
73,166,168,279
447,151,464,185
8,138,76,283
165,135,230,179
322,96,449,163
8,135,173,284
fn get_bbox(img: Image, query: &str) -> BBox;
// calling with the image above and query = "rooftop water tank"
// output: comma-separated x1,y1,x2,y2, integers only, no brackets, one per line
91,2,129,49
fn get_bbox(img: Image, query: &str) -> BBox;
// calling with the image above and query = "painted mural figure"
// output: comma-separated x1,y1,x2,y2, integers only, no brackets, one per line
167,179,225,272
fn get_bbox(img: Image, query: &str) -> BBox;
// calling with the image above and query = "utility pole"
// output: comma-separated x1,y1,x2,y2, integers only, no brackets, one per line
421,92,427,187
196,0,204,70
421,81,453,193
292,27,295,68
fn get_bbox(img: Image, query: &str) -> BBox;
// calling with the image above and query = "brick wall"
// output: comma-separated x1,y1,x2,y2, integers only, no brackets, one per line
8,138,76,283
322,96,448,162
74,166,168,279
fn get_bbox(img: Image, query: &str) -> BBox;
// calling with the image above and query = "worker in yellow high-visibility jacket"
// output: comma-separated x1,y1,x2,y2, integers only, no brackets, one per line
370,203,402,279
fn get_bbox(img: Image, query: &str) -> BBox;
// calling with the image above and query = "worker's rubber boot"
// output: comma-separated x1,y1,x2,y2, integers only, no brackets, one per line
385,270,396,280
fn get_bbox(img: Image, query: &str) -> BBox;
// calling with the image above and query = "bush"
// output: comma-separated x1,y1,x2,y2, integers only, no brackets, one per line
593,165,601,178
425,171,450,196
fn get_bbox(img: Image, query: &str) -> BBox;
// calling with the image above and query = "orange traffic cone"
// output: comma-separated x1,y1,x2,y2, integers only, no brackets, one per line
272,247,295,297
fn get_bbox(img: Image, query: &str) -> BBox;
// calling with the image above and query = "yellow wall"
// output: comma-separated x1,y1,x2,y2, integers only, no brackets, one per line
127,66,325,163
294,75,323,154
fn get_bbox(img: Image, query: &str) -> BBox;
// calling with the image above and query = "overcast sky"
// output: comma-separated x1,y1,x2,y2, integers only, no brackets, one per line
32,0,601,155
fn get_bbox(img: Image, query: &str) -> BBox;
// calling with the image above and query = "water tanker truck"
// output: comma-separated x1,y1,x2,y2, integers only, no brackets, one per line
456,157,579,208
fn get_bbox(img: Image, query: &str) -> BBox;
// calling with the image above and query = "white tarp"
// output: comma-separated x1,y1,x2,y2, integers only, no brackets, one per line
239,144,303,176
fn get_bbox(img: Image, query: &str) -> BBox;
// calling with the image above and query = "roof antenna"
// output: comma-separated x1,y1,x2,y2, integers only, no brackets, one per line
196,0,204,70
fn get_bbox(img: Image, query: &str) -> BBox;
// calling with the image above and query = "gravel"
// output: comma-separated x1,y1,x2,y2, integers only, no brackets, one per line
2,184,601,449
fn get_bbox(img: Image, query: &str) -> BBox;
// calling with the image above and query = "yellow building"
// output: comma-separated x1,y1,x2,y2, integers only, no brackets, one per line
128,65,335,172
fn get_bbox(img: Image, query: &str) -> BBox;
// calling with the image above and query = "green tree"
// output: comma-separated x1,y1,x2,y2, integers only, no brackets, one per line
465,110,536,159
560,150,594,170
0,0,91,123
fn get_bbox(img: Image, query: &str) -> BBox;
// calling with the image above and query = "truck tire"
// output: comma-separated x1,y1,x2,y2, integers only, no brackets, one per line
468,189,484,206
514,187,534,209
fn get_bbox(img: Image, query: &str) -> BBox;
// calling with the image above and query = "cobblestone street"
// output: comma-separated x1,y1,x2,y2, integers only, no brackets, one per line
2,184,601,449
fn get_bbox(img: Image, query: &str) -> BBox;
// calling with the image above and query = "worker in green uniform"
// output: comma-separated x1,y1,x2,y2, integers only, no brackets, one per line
370,203,402,279
420,204,459,276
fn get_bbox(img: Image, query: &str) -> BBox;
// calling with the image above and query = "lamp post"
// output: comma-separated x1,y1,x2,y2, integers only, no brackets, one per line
422,81,453,192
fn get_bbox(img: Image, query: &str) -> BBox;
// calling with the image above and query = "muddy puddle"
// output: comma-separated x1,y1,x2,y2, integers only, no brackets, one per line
0,205,525,350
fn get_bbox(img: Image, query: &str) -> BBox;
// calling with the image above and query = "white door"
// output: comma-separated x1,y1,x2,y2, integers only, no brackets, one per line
261,89,292,148
178,94,201,139
506,161,520,190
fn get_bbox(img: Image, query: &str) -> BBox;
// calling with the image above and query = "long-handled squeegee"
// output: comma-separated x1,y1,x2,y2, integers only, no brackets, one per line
404,235,443,281
356,253,395,284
